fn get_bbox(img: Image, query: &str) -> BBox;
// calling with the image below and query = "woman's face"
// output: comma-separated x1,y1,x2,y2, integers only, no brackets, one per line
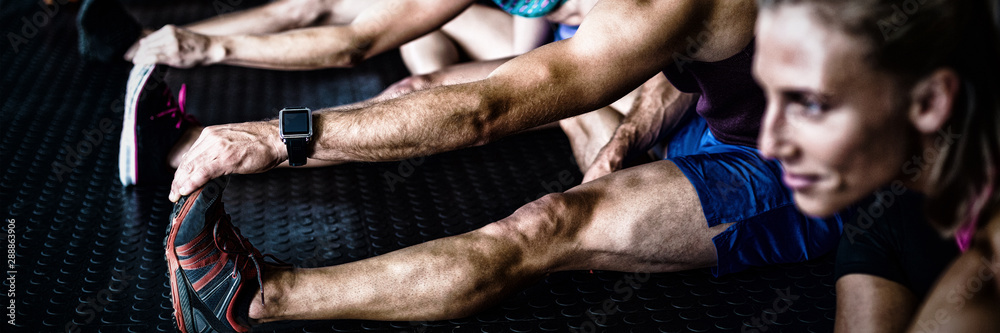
753,5,919,217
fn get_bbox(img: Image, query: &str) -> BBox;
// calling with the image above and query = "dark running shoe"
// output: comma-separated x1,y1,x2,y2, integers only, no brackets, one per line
165,176,289,333
119,64,199,186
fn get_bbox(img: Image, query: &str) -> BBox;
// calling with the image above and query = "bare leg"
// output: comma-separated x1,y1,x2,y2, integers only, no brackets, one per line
835,274,917,333
400,4,532,75
184,0,383,36
248,160,730,321
400,31,461,76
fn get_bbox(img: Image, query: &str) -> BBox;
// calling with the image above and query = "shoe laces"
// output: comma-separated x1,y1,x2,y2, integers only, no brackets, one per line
151,84,196,129
211,208,291,305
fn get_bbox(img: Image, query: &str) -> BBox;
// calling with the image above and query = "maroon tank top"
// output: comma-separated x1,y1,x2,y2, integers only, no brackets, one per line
662,40,764,147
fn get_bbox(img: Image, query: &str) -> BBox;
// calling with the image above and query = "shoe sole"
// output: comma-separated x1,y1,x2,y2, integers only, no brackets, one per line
119,64,157,186
165,179,233,333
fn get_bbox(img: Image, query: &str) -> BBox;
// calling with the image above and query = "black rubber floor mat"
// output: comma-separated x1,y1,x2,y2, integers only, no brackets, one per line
1,1,835,332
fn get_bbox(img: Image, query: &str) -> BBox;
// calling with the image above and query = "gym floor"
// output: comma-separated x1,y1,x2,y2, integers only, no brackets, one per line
2,1,836,332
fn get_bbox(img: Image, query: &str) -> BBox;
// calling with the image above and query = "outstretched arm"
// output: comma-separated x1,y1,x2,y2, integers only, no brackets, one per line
132,0,474,69
169,0,717,201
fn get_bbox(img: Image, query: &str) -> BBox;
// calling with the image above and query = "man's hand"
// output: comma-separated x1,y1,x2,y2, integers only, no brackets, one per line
581,74,695,183
169,122,286,202
372,75,434,102
129,25,224,68
582,129,632,183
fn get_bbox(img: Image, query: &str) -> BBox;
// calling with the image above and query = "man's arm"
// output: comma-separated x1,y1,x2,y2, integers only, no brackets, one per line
169,0,714,200
582,74,696,183
304,0,707,160
132,0,474,69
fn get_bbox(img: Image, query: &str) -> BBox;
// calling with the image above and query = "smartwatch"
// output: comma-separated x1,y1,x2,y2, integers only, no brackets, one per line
278,107,313,166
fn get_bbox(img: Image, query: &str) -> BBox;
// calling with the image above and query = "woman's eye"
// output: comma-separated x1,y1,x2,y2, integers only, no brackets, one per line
784,93,828,120
801,99,825,117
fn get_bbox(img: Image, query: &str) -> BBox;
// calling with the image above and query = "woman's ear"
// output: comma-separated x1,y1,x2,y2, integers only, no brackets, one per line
908,68,960,134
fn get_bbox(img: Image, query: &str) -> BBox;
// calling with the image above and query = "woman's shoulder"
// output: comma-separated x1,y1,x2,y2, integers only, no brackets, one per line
907,216,1000,332
977,213,1000,263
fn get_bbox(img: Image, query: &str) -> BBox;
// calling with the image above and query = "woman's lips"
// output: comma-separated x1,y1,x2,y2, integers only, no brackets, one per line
783,172,821,191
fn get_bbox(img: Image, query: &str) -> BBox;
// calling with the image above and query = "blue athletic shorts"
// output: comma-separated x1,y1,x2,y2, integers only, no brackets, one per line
554,24,578,42
665,114,844,276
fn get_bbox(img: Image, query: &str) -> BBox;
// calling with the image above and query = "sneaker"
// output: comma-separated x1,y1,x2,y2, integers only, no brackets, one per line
165,176,289,333
119,64,199,186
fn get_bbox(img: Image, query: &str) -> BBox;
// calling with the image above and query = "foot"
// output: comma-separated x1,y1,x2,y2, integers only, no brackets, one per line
77,0,142,62
165,176,289,332
119,64,199,186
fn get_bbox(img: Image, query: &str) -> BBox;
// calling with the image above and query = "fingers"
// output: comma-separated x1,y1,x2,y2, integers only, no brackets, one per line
582,151,614,183
582,164,612,183
123,40,141,61
169,126,220,202
170,161,214,202
131,26,177,65
129,25,201,68
168,123,283,202
582,141,628,183
169,138,207,202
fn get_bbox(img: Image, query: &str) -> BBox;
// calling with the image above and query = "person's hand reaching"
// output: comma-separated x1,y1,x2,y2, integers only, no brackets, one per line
582,133,632,183
169,122,286,202
128,25,222,68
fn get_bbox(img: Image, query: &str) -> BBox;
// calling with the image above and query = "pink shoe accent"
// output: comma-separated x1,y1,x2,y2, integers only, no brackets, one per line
151,84,191,129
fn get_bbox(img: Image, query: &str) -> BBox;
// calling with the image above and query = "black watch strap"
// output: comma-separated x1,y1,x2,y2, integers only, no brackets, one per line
285,138,309,166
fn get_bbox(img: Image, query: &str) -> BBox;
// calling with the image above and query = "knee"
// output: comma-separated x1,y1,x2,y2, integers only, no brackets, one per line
480,193,575,248
274,0,331,27
558,115,587,135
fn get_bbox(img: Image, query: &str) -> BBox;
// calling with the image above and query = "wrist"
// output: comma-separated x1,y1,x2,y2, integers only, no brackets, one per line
265,120,288,162
204,35,229,65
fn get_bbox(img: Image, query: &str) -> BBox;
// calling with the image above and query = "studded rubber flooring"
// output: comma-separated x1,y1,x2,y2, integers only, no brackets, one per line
2,1,836,332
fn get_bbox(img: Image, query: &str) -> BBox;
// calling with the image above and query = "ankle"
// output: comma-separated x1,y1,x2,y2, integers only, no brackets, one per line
247,265,295,322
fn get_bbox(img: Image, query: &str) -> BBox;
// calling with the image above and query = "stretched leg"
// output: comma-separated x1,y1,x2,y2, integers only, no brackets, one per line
184,0,382,36
400,31,462,75
835,274,917,333
248,160,729,321
400,4,547,75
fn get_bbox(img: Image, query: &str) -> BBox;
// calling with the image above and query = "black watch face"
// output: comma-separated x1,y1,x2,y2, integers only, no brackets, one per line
282,110,310,135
